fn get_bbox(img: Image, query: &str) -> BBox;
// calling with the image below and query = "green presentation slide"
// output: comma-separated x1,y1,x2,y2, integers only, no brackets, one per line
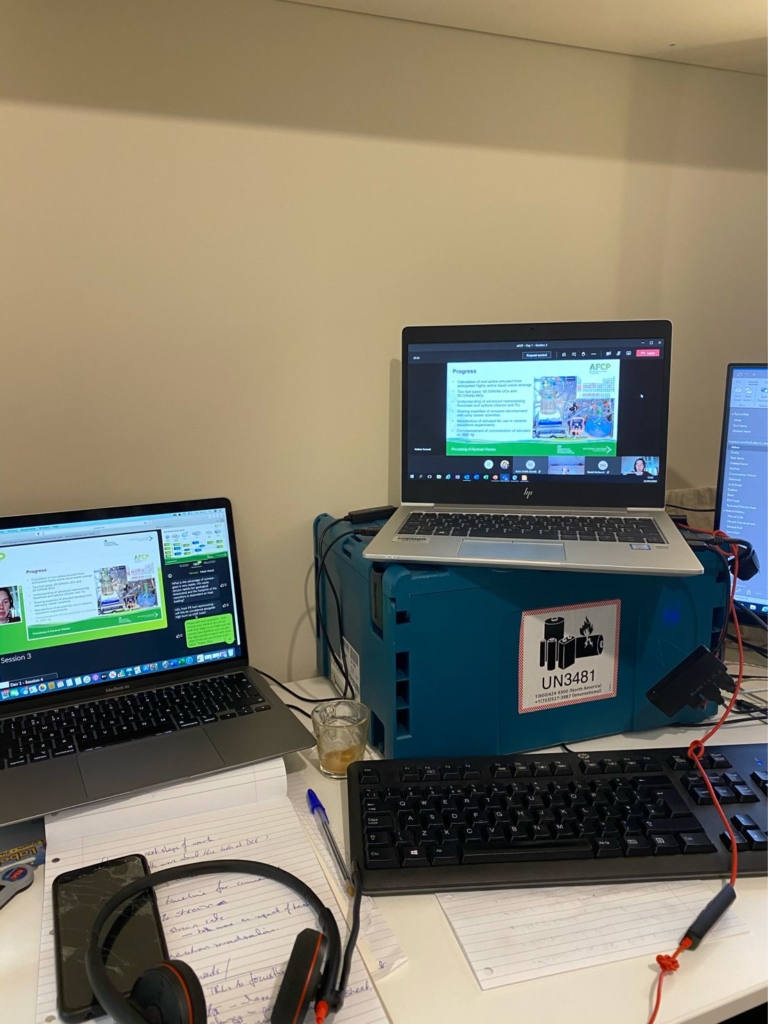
0,532,168,656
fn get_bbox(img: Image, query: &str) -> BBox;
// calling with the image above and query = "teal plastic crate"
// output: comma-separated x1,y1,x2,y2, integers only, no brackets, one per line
314,515,724,759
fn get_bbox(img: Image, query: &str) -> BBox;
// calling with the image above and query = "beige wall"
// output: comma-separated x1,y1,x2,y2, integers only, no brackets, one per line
1,0,765,681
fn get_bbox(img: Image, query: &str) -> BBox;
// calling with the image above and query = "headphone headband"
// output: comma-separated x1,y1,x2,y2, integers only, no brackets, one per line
85,859,344,1024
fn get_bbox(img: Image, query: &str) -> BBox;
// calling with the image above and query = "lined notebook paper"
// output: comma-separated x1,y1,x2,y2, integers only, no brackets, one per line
36,760,388,1024
286,771,407,980
437,880,748,989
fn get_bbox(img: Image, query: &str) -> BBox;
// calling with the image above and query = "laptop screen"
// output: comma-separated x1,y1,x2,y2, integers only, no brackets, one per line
716,364,768,617
402,321,671,509
0,500,245,710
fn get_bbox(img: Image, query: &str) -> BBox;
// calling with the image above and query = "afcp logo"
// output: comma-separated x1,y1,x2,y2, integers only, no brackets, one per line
590,362,612,373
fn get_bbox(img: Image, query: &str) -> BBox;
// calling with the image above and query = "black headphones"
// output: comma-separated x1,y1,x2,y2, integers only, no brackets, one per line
85,859,362,1024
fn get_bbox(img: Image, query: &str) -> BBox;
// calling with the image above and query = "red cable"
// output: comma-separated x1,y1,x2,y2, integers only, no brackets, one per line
646,531,744,1024
647,939,692,1024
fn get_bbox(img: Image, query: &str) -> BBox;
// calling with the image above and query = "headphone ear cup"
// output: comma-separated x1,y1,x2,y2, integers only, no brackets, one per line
272,928,328,1024
130,960,207,1024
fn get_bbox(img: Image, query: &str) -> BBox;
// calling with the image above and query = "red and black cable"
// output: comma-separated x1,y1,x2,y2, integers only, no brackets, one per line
647,530,745,1024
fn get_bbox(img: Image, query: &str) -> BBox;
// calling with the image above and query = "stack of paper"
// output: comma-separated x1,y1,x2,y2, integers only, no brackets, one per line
437,880,748,989
36,761,389,1024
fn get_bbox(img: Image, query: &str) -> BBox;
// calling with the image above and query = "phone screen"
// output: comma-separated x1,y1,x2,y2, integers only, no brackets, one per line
53,854,168,1023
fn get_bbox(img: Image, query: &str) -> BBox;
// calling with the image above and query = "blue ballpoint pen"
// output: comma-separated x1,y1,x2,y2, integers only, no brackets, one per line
307,789,356,897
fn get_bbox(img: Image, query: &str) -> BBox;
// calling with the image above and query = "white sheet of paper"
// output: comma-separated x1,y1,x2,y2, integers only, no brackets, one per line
437,880,748,989
36,762,388,1024
286,770,407,980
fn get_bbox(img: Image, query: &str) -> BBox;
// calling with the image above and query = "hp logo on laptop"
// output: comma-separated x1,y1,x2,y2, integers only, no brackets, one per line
524,487,534,500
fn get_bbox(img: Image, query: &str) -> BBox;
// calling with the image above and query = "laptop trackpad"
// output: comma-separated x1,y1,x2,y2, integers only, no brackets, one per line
78,729,224,801
459,539,566,562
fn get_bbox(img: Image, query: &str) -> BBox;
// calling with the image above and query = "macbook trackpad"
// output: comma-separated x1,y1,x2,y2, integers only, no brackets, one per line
459,539,566,562
78,729,224,801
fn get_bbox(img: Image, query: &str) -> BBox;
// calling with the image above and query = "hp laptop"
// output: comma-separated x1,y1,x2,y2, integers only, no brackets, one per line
0,498,313,826
715,362,768,619
364,320,702,575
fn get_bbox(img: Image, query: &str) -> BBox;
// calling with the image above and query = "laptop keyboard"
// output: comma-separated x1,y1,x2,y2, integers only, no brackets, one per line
397,511,666,544
0,673,270,769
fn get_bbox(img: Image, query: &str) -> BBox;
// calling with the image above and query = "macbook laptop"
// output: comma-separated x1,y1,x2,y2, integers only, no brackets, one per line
364,320,702,575
715,362,768,618
0,498,313,826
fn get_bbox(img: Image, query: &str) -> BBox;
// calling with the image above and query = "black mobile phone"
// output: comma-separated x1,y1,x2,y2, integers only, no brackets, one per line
53,854,168,1024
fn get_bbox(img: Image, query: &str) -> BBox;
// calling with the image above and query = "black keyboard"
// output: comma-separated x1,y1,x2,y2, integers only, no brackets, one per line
348,745,768,895
397,511,666,544
0,673,270,769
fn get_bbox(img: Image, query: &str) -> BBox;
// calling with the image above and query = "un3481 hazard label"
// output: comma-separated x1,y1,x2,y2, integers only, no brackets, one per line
518,599,620,713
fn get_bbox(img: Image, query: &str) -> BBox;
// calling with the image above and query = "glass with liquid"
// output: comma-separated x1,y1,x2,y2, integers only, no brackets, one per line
311,700,370,778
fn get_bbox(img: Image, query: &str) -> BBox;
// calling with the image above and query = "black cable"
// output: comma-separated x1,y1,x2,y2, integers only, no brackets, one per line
666,504,716,513
254,667,346,706
335,868,364,1007
314,518,351,690
316,527,379,698
560,742,577,754
284,704,313,719
727,634,768,658
735,602,768,632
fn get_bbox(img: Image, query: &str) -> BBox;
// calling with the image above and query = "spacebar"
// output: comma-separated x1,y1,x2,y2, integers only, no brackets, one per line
461,840,594,864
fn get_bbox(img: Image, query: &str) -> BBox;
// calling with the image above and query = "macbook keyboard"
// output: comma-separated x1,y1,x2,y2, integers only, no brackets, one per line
397,511,666,544
0,673,270,768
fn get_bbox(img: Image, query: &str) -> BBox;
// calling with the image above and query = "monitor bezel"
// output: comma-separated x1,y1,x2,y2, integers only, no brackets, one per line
0,497,249,714
401,320,673,509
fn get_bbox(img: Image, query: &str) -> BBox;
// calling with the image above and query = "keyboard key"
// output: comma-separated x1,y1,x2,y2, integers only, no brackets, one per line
679,833,716,854
691,786,713,805
745,829,768,851
720,831,748,852
649,834,680,854
431,844,460,865
365,848,398,868
712,785,736,804
359,768,380,784
731,813,758,832
400,846,431,867
734,785,759,803
750,770,768,794
622,836,652,856
461,840,593,864
643,816,703,834
365,813,394,830
593,838,622,858
365,831,392,847
707,753,732,769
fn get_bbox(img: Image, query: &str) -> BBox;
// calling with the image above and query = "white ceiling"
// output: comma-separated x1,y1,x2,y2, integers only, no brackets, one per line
279,0,768,75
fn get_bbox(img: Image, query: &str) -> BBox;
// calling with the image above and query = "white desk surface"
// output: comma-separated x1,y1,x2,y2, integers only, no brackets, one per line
3,674,766,1024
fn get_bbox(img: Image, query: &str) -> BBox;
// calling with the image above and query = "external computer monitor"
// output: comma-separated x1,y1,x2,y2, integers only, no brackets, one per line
715,363,768,618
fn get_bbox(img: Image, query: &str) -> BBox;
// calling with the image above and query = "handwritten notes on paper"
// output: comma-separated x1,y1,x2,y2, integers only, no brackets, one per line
37,767,388,1024
437,881,748,989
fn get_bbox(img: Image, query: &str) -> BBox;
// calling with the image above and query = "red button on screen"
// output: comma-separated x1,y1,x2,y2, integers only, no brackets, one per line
636,349,660,357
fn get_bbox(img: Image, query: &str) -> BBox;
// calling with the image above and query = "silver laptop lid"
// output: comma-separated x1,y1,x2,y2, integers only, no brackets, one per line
402,320,672,509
